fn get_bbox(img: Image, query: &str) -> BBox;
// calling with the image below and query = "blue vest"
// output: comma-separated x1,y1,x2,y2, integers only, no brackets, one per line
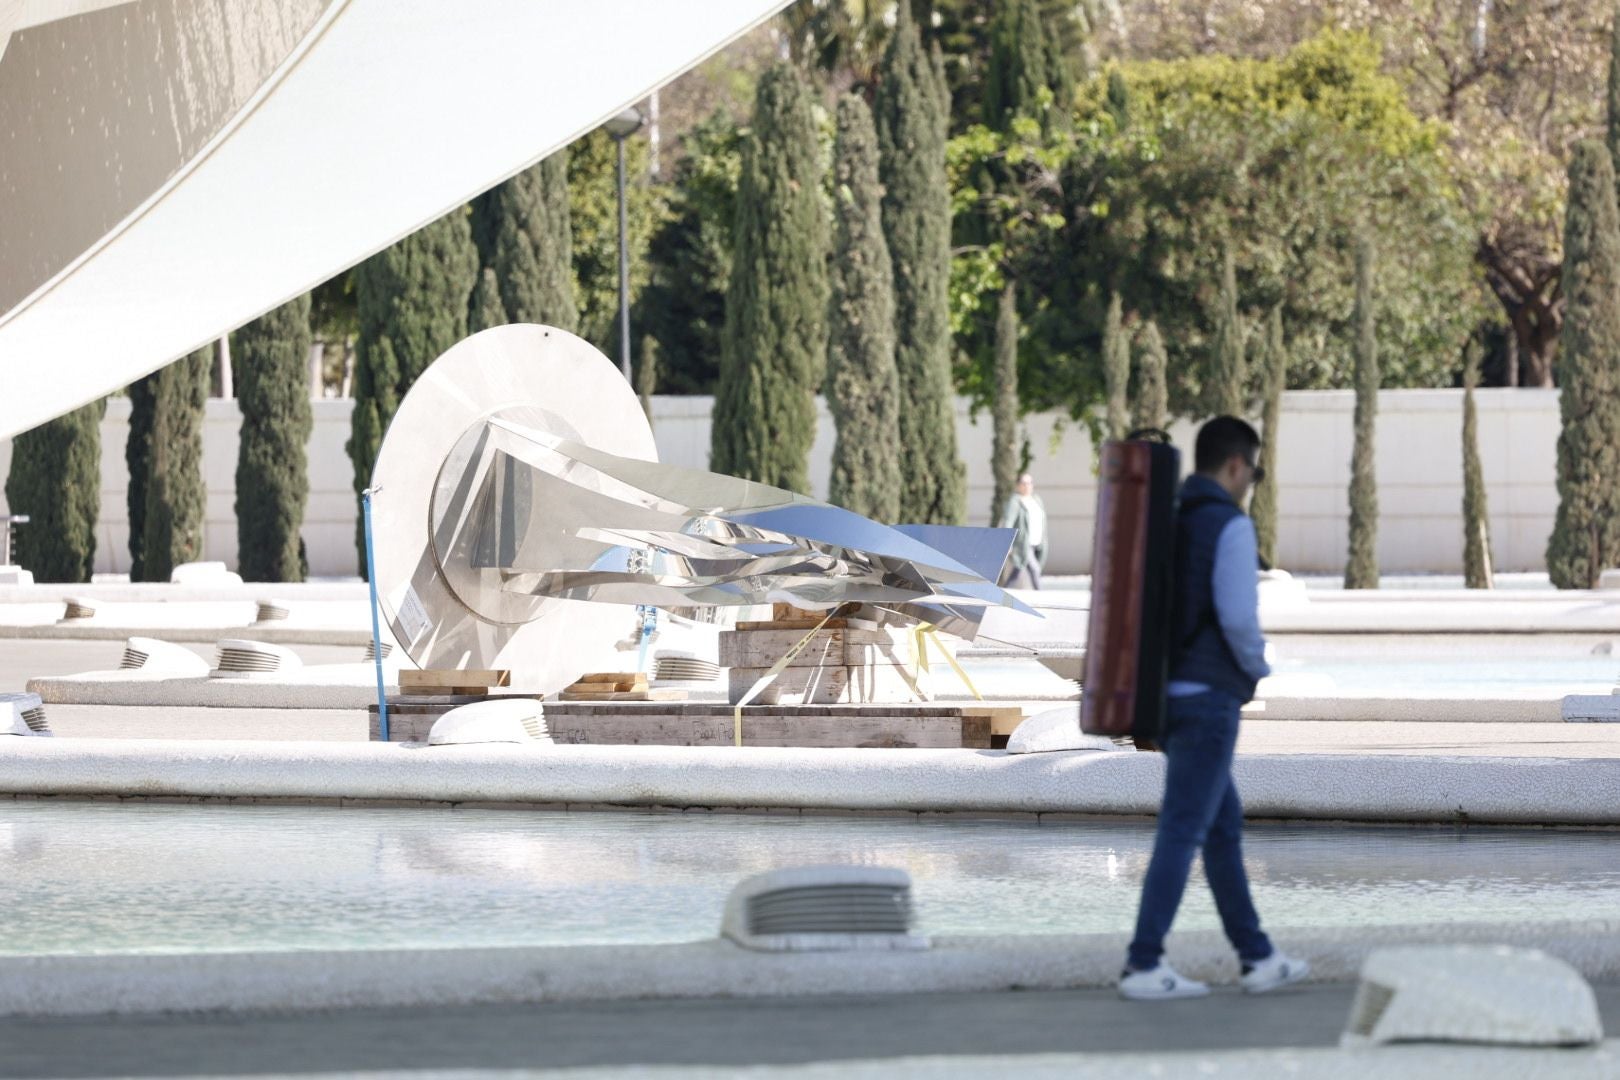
1169,474,1260,704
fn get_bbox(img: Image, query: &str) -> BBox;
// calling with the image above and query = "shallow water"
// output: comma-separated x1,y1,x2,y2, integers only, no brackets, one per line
3,803,1615,956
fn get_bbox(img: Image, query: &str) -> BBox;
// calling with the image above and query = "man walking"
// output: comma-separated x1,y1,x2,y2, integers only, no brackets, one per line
1119,417,1307,1000
998,472,1046,589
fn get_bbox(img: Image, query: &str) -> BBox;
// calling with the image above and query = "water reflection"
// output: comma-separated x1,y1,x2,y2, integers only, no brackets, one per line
3,803,1615,955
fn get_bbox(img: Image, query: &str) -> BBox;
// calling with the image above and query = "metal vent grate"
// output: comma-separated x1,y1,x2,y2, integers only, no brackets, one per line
654,655,721,682
746,883,912,937
254,601,290,622
215,646,283,673
119,646,150,670
20,706,49,734
363,640,394,661
521,714,547,740
62,598,95,620
1346,981,1397,1037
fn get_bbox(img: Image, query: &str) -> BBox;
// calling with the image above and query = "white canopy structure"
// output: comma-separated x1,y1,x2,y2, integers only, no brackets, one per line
0,0,788,439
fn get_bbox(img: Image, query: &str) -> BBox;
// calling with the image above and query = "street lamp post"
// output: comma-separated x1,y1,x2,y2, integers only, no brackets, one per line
603,107,645,384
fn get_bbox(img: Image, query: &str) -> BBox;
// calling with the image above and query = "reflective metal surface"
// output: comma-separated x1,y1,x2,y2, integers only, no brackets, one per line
371,325,1030,689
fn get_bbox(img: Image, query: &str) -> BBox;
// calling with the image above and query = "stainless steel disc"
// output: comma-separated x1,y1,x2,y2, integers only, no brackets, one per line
369,324,655,691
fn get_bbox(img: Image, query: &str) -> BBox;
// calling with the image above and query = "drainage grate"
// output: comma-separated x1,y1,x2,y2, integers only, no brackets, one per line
363,640,394,661
521,714,547,740
62,598,95,620
746,883,912,937
119,646,150,670
254,601,290,622
20,706,49,734
215,646,283,673
654,654,721,682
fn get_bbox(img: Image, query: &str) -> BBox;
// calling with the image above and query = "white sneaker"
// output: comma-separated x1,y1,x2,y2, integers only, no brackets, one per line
1118,963,1210,1000
1241,950,1310,994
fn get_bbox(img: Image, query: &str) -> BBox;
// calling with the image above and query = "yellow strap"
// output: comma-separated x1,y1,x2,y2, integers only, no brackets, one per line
732,608,837,747
910,622,983,702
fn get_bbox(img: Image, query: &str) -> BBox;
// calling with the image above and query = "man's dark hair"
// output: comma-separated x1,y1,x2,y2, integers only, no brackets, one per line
1194,416,1261,474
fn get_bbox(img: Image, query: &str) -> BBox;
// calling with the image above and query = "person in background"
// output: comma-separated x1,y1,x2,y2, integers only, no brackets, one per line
1118,416,1308,1001
999,472,1046,589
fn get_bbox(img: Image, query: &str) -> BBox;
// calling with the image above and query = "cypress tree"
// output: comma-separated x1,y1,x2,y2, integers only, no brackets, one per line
1461,340,1495,589
1102,291,1129,440
468,268,506,333
1250,307,1286,569
1547,142,1620,589
1210,248,1245,417
1608,2,1620,188
826,94,901,523
1106,69,1131,129
710,63,828,492
483,150,576,330
1132,318,1169,434
125,376,155,580
234,295,313,582
347,209,479,573
4,399,104,583
990,283,1019,525
1344,238,1380,590
984,0,1049,130
140,347,210,582
878,4,965,524
636,334,659,424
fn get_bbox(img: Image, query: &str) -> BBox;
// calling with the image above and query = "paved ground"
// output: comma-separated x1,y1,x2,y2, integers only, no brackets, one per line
11,639,1620,755
2,984,1615,1078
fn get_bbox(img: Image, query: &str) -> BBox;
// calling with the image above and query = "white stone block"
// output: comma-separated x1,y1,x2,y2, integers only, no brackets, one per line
1343,945,1603,1048
1005,707,1120,755
1562,695,1620,723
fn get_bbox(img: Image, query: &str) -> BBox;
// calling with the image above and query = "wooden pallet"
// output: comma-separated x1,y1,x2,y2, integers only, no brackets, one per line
556,672,689,702
398,668,510,696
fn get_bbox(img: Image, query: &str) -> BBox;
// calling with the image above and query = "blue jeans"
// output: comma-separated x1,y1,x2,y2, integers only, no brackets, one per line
1126,690,1273,971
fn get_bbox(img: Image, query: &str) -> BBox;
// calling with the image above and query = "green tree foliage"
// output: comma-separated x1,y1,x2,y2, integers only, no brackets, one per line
990,283,1020,524
984,0,1052,130
640,111,743,394
569,129,662,356
1250,307,1286,568
930,0,1092,132
710,63,827,493
826,94,901,523
474,150,575,330
1344,239,1379,590
1547,143,1620,589
1132,318,1168,433
347,209,479,573
1461,340,1494,590
636,334,659,424
878,4,965,524
140,347,211,582
4,399,104,582
1609,1,1620,191
1209,250,1246,416
1015,31,1477,421
234,295,313,582
468,268,506,334
1101,291,1129,438
124,377,155,580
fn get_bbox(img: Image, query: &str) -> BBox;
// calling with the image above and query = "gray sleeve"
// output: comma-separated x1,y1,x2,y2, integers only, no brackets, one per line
1211,516,1271,682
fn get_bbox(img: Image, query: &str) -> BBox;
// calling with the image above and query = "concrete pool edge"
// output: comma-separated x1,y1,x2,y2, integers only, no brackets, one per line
2,918,1615,1018
2,739,1618,825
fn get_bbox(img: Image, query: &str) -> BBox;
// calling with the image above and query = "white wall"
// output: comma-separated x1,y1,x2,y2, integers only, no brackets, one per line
0,389,1559,578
